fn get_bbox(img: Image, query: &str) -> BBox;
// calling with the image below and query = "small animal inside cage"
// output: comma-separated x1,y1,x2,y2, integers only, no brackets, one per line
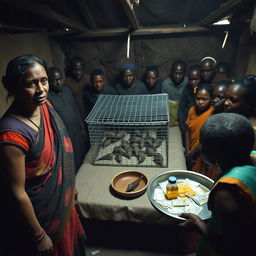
86,94,169,167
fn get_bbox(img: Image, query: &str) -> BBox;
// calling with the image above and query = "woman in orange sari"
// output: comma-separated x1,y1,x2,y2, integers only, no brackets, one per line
0,55,86,256
185,83,216,179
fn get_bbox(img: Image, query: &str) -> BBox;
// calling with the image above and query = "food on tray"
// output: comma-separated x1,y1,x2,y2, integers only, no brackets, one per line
178,184,196,197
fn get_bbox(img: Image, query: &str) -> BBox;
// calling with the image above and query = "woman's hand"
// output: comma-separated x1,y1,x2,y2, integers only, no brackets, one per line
36,233,53,256
179,213,202,230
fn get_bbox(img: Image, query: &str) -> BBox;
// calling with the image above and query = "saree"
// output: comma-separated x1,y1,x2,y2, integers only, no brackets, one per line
0,101,86,256
197,165,256,256
186,106,215,179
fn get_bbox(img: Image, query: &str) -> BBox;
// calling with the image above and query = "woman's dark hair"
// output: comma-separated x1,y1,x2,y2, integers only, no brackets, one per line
2,54,47,97
195,83,213,97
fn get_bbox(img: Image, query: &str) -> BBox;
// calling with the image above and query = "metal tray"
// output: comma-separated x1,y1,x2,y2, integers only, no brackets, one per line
147,170,214,221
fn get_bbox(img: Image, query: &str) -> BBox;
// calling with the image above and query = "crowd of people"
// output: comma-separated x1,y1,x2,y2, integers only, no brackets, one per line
0,53,256,256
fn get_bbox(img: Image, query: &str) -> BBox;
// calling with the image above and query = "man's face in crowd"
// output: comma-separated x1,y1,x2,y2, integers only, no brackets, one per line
70,61,84,82
201,60,216,83
188,69,201,90
145,71,159,89
121,69,136,88
91,75,105,93
171,64,186,86
48,69,63,93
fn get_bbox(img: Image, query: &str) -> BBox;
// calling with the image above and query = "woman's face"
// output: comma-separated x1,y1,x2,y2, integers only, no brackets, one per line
15,62,49,109
224,84,249,116
195,89,211,113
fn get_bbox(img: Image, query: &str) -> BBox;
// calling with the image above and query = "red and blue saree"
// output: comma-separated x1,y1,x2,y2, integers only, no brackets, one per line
0,101,86,256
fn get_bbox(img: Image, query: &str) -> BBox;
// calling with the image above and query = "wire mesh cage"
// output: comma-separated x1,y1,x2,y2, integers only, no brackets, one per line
86,94,169,167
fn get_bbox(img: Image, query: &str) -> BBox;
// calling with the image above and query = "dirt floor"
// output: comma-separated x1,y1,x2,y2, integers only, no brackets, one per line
83,219,197,256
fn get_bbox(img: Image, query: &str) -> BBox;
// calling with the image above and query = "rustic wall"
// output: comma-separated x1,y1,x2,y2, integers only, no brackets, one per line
0,32,53,117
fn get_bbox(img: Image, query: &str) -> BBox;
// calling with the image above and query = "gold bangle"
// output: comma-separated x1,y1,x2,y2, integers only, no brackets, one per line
32,229,46,244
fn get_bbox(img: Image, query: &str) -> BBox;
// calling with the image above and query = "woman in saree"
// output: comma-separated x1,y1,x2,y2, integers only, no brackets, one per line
0,55,86,256
185,83,216,179
180,113,256,256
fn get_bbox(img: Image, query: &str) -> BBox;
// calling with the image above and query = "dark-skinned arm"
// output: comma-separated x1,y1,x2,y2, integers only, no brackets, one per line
0,144,53,255
185,129,201,169
180,187,247,255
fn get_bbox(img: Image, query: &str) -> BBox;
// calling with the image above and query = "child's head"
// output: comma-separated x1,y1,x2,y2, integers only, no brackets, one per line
195,83,213,114
188,64,201,91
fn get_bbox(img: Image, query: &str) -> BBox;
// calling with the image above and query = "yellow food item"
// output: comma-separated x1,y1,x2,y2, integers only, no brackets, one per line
178,184,196,197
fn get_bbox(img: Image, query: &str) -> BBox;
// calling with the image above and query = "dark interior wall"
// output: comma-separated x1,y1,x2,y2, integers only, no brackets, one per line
56,31,238,85
0,28,250,117
0,32,53,117
236,28,256,77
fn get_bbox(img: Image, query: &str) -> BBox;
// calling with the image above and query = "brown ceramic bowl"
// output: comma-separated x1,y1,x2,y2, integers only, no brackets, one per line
111,170,148,198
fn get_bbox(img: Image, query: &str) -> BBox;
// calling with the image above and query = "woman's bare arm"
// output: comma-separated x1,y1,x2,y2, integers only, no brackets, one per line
0,144,53,253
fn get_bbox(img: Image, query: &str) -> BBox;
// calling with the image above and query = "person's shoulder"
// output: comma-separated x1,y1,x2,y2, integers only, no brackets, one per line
0,115,37,148
63,76,72,86
135,80,149,93
83,72,90,84
157,79,163,86
0,115,22,129
188,105,196,114
136,80,145,85
62,86,72,93
103,84,117,95
114,82,121,88
47,90,56,99
182,76,188,85
136,79,146,87
84,87,95,98
162,77,171,84
113,82,122,94
209,106,215,114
